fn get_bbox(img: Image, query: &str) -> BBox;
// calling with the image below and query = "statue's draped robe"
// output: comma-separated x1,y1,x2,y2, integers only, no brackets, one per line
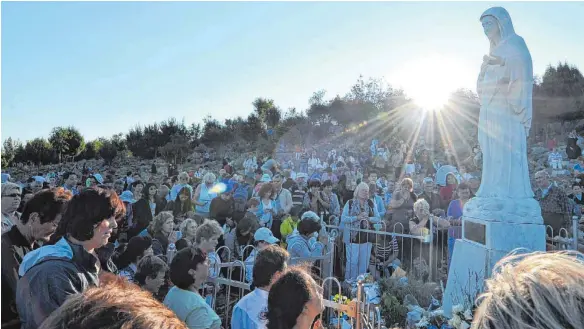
476,7,534,199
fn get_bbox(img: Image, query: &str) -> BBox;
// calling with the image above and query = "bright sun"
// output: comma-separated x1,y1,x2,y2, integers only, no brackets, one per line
390,54,471,111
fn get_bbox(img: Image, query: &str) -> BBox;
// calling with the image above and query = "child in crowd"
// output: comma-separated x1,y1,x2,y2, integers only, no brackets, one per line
279,207,302,248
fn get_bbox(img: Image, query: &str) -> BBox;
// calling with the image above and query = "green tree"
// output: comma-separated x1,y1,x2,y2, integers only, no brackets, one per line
99,139,118,164
82,139,104,160
534,62,584,122
1,138,16,168
13,142,26,164
252,98,282,130
307,90,331,126
158,134,191,166
201,116,231,146
24,138,54,165
48,126,85,162
111,133,127,151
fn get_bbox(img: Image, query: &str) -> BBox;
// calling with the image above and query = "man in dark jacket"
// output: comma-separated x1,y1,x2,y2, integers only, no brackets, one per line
1,188,72,329
534,170,571,235
418,177,444,215
16,188,125,329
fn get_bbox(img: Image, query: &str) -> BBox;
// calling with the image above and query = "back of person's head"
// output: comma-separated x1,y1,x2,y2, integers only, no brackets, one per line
473,251,584,329
115,236,153,269
134,255,168,286
253,245,289,288
194,219,223,245
267,267,321,329
169,247,207,290
61,188,125,241
21,187,72,224
175,239,190,251
297,212,322,236
38,274,188,329
247,198,260,209
238,214,259,234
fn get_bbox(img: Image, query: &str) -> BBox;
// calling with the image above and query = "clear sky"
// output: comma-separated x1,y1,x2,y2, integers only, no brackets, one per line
2,1,583,143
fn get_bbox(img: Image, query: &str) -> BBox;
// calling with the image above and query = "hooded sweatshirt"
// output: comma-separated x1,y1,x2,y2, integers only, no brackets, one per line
286,231,323,265
16,237,100,329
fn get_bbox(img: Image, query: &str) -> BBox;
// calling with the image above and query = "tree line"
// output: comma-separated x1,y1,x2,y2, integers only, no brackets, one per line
2,62,583,168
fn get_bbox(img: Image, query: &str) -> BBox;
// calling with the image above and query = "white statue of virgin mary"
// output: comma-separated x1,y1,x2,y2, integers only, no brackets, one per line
476,7,534,199
465,7,541,222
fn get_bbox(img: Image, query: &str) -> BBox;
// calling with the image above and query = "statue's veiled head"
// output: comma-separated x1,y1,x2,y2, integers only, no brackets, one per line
480,7,517,45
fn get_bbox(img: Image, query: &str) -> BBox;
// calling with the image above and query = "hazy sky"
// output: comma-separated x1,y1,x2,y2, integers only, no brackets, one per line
2,1,583,142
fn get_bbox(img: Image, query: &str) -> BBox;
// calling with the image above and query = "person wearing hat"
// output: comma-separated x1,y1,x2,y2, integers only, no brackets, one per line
260,157,278,176
285,211,325,265
86,174,104,188
119,191,137,240
115,236,154,283
244,228,280,283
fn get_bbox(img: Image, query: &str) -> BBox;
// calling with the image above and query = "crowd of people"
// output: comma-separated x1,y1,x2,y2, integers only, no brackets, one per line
2,125,584,329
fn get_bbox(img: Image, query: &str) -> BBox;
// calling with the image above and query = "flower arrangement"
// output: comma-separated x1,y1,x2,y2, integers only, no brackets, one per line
447,304,473,329
332,293,352,318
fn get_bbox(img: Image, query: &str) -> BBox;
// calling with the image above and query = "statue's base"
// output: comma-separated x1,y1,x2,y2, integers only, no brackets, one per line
464,196,543,224
442,212,545,316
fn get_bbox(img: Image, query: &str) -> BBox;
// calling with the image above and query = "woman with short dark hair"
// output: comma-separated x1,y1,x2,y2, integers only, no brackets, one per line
16,188,125,329
163,248,221,329
286,211,324,265
115,236,153,283
134,255,168,295
1,187,72,329
266,267,324,329
446,182,473,220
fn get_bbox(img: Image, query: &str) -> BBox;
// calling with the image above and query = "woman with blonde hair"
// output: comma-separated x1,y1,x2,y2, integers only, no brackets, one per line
472,251,584,329
175,218,198,250
193,172,217,218
408,198,450,280
340,182,381,282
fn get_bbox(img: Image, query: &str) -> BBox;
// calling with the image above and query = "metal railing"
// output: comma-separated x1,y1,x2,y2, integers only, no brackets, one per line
546,216,582,251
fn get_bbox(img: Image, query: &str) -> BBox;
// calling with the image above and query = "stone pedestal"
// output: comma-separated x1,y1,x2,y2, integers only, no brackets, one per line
442,197,545,316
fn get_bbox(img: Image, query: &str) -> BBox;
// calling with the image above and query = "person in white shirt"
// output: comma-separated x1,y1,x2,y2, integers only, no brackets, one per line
232,246,289,329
